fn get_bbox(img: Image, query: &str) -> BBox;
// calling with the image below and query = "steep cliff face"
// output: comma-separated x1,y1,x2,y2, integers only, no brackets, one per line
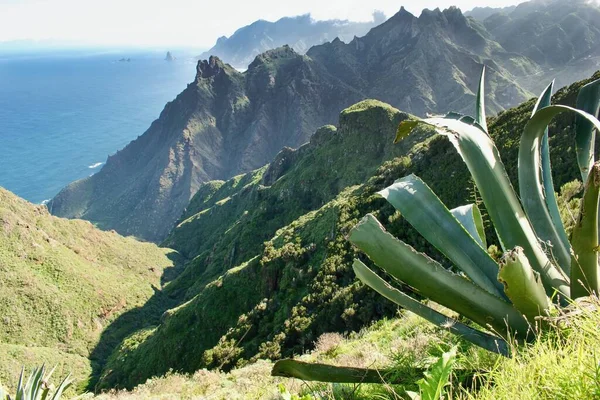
307,6,536,116
477,0,600,89
49,49,363,242
485,0,600,67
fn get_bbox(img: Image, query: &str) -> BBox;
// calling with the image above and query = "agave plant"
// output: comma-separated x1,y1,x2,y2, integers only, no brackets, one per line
272,68,600,383
0,365,71,400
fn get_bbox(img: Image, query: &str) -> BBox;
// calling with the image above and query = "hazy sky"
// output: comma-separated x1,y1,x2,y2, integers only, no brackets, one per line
0,0,525,49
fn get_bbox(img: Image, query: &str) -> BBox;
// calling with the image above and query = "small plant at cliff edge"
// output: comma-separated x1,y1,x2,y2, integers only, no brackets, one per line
0,365,71,400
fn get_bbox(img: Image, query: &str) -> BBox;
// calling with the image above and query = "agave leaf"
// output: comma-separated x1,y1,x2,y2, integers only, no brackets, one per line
394,112,487,144
476,66,488,133
575,78,600,182
349,214,531,339
272,359,394,384
16,367,25,400
23,366,39,398
498,247,550,325
532,81,568,264
397,117,570,299
450,204,486,248
30,365,46,400
40,366,57,400
571,162,600,299
416,347,457,400
49,374,71,400
520,104,583,275
353,259,509,356
379,175,504,298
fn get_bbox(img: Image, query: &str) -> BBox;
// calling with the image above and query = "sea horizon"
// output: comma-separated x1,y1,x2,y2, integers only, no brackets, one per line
0,49,198,203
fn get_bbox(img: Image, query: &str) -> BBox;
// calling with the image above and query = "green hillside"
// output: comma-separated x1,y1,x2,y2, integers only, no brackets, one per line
95,71,600,390
5,71,598,396
0,188,181,393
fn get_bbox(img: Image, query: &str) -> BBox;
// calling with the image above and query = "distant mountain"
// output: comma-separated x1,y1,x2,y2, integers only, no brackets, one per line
465,5,516,21
49,6,535,242
197,12,387,69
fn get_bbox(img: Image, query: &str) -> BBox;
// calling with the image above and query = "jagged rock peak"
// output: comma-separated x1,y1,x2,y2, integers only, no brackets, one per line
310,125,338,147
397,6,413,17
339,99,404,129
443,6,466,21
387,6,417,22
261,44,298,59
196,56,226,80
261,146,298,186
415,6,469,28
419,7,445,22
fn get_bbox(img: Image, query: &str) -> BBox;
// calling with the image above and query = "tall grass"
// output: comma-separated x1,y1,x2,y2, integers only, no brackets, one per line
463,298,600,400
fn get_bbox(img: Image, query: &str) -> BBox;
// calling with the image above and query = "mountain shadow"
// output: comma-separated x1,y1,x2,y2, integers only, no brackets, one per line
87,250,187,391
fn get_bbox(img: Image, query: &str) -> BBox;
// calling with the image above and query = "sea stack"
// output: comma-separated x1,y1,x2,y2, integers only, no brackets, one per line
165,51,175,61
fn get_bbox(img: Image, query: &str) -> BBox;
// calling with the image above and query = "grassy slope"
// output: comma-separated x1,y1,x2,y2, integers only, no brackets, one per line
98,72,600,390
464,299,600,400
93,300,600,400
162,100,423,295
92,306,489,400
0,188,179,393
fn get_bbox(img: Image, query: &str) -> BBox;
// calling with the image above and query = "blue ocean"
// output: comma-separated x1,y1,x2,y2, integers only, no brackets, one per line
0,50,197,203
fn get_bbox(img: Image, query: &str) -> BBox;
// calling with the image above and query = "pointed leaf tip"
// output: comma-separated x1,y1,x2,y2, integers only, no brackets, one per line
576,78,600,182
476,65,488,133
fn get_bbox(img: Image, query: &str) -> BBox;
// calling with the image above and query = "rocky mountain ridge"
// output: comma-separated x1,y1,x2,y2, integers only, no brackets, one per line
472,0,600,88
49,47,363,241
49,5,539,242
197,12,387,69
